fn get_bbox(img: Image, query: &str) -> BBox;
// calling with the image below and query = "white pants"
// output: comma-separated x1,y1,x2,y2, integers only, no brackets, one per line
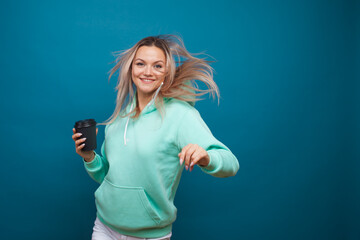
91,217,172,240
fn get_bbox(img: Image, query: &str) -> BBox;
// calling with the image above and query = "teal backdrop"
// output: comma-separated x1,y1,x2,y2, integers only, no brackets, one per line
0,0,358,239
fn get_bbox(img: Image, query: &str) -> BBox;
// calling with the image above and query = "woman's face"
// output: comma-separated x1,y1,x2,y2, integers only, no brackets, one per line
131,45,166,99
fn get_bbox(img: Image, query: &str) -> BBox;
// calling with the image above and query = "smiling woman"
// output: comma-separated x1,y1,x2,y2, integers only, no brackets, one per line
102,35,221,121
131,46,167,111
71,34,239,240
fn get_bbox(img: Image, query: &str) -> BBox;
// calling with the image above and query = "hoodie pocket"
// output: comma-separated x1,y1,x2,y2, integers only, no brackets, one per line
95,178,161,231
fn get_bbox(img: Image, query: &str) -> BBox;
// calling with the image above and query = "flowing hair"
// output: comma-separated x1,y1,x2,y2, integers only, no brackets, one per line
97,34,220,126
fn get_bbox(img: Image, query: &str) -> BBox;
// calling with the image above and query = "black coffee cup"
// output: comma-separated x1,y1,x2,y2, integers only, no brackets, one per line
74,119,97,151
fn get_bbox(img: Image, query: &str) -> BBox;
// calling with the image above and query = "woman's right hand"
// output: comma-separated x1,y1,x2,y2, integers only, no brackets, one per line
72,128,98,162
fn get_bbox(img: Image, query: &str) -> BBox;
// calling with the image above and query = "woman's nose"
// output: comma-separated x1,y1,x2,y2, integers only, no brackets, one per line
144,66,152,75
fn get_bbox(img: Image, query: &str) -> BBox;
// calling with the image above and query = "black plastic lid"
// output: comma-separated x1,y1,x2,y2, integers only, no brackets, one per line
74,119,96,128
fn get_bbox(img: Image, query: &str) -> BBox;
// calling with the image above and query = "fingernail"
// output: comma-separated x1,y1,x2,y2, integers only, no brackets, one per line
185,166,188,171
179,159,183,165
78,133,82,136
190,162,194,167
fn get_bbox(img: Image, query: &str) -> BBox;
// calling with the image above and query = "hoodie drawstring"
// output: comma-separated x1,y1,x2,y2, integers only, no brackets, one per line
124,82,164,146
124,101,134,146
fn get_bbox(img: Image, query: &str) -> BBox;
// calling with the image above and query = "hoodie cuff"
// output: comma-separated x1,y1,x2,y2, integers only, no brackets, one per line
199,150,221,173
83,152,99,170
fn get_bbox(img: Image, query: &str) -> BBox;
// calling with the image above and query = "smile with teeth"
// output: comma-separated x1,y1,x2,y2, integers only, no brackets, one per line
140,78,155,83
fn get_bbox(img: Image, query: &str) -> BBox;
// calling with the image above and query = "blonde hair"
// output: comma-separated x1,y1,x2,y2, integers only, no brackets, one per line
97,34,220,126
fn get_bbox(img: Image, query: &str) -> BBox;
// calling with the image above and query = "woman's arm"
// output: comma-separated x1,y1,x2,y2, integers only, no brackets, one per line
83,126,109,184
177,107,239,178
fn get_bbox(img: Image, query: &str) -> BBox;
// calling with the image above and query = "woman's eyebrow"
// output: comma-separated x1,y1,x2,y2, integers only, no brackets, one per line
135,58,164,63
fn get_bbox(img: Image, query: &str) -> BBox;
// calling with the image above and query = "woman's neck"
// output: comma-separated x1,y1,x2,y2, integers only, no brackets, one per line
136,92,153,112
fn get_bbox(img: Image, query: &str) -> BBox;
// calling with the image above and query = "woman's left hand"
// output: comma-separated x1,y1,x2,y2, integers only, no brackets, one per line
178,144,210,172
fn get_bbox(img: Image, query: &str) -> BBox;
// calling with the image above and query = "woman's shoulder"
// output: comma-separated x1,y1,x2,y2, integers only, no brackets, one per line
164,97,196,114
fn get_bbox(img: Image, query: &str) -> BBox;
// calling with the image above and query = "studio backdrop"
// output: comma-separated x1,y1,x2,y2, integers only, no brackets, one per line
0,0,358,239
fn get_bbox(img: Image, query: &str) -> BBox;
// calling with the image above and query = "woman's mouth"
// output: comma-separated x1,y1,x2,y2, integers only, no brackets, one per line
140,78,155,84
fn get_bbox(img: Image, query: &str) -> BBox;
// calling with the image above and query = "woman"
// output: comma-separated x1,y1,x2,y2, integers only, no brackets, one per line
72,34,239,240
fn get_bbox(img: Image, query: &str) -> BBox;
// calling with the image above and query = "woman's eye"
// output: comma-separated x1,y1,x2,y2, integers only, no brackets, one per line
135,62,162,69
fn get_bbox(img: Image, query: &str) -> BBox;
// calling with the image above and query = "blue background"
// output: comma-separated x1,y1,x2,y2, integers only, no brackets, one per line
0,0,358,239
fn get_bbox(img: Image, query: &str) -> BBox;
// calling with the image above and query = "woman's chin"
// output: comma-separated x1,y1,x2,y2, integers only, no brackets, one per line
137,87,157,96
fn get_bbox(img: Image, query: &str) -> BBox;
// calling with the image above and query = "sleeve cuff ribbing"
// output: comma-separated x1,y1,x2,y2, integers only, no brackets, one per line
83,152,99,170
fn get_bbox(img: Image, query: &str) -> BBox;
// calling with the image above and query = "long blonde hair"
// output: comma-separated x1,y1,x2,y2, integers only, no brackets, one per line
98,34,220,126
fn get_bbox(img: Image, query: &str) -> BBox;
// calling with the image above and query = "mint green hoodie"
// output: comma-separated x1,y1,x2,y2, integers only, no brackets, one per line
84,91,239,238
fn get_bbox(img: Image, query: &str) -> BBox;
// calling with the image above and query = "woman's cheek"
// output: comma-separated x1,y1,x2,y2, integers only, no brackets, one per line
132,66,142,76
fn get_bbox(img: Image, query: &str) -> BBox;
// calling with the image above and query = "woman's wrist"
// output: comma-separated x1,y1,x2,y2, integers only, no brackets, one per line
84,151,95,162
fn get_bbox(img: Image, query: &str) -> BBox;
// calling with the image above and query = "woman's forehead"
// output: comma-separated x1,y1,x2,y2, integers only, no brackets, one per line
135,46,166,61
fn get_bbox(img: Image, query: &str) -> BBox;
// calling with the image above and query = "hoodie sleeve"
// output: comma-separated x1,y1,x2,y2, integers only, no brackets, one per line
83,125,109,184
177,107,239,178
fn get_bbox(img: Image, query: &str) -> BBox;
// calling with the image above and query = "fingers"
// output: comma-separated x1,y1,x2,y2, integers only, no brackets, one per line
178,144,209,172
184,145,197,170
72,129,83,141
75,137,87,146
72,128,85,152
73,133,86,153
178,144,190,167
188,149,204,172
178,144,199,171
189,154,201,171
178,145,189,166
72,128,95,160
76,141,86,152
